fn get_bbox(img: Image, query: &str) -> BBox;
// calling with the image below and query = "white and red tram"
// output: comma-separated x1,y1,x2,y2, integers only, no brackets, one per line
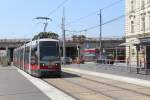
13,38,61,77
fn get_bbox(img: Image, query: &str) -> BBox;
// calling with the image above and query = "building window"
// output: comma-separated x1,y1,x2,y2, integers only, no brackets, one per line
141,16,145,31
148,0,150,6
141,0,145,9
131,21,134,33
131,0,134,12
149,16,150,30
130,0,135,12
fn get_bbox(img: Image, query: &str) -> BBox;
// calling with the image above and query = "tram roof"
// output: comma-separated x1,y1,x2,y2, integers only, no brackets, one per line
14,38,59,50
25,38,59,46
38,38,59,42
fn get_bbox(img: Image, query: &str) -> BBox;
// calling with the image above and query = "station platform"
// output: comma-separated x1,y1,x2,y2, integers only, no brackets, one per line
0,65,51,100
0,66,75,100
62,63,150,88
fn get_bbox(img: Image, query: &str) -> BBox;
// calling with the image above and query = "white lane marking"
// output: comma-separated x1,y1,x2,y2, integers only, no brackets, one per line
15,67,75,100
63,68,150,88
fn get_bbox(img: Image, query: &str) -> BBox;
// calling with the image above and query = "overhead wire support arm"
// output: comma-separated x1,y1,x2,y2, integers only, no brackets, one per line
47,0,69,16
101,0,123,10
65,0,123,26
69,0,150,34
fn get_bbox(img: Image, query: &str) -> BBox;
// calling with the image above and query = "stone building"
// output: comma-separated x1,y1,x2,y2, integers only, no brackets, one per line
125,0,150,70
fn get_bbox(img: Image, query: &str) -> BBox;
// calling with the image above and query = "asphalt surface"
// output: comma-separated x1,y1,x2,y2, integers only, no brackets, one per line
62,63,150,81
0,66,51,100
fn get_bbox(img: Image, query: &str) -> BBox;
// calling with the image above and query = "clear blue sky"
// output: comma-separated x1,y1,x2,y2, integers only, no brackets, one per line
0,0,125,39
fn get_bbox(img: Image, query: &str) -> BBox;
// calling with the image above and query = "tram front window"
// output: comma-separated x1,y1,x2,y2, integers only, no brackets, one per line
40,41,59,61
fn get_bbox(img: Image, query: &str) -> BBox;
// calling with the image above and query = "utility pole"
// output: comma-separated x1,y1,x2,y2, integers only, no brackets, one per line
62,8,66,64
98,9,102,56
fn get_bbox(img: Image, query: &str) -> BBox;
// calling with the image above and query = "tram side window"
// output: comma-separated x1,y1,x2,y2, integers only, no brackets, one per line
13,51,16,65
20,49,23,67
15,51,17,65
31,46,38,65
25,46,30,66
16,51,19,66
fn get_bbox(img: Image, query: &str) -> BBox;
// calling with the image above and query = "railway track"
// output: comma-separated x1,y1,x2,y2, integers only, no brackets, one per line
43,71,150,100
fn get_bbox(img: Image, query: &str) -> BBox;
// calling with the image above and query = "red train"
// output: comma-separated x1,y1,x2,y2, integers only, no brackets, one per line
13,38,61,77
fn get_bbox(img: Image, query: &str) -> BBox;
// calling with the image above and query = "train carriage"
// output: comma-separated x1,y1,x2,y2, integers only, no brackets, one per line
13,38,61,77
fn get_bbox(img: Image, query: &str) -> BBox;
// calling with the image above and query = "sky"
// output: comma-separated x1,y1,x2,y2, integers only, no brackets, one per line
0,0,125,39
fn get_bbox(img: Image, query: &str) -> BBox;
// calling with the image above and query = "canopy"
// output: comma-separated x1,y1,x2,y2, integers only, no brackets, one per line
118,41,140,47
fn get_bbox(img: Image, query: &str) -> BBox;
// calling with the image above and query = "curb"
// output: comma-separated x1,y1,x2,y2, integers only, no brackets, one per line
63,68,150,88
14,66,75,100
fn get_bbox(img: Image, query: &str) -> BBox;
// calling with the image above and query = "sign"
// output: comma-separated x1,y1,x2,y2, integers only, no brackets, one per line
86,44,89,48
140,37,150,43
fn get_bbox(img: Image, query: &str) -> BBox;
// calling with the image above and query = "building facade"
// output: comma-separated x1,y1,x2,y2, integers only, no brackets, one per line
60,37,125,61
125,0,150,70
81,38,125,62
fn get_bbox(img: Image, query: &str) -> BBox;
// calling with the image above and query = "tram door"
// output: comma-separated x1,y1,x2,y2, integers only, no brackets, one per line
146,45,150,69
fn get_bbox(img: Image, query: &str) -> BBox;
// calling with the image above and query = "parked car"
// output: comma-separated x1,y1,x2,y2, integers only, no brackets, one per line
61,57,72,64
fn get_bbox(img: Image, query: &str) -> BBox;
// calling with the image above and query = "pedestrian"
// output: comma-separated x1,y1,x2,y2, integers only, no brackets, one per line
127,57,129,66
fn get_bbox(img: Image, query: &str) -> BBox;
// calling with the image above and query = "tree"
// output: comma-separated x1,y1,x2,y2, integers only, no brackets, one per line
72,35,78,42
95,48,100,53
78,35,86,43
32,32,59,40
72,35,86,44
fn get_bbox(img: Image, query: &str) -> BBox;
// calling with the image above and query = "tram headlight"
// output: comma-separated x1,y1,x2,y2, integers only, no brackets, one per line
52,63,60,68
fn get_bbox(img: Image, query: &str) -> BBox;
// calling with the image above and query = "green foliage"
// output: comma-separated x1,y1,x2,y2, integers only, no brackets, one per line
95,48,100,53
32,32,59,40
72,35,86,43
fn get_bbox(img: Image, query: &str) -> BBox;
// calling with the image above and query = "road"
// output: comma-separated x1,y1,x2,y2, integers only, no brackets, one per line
43,69,150,100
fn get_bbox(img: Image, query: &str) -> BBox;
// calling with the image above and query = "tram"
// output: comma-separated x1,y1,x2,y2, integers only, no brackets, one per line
13,38,61,77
